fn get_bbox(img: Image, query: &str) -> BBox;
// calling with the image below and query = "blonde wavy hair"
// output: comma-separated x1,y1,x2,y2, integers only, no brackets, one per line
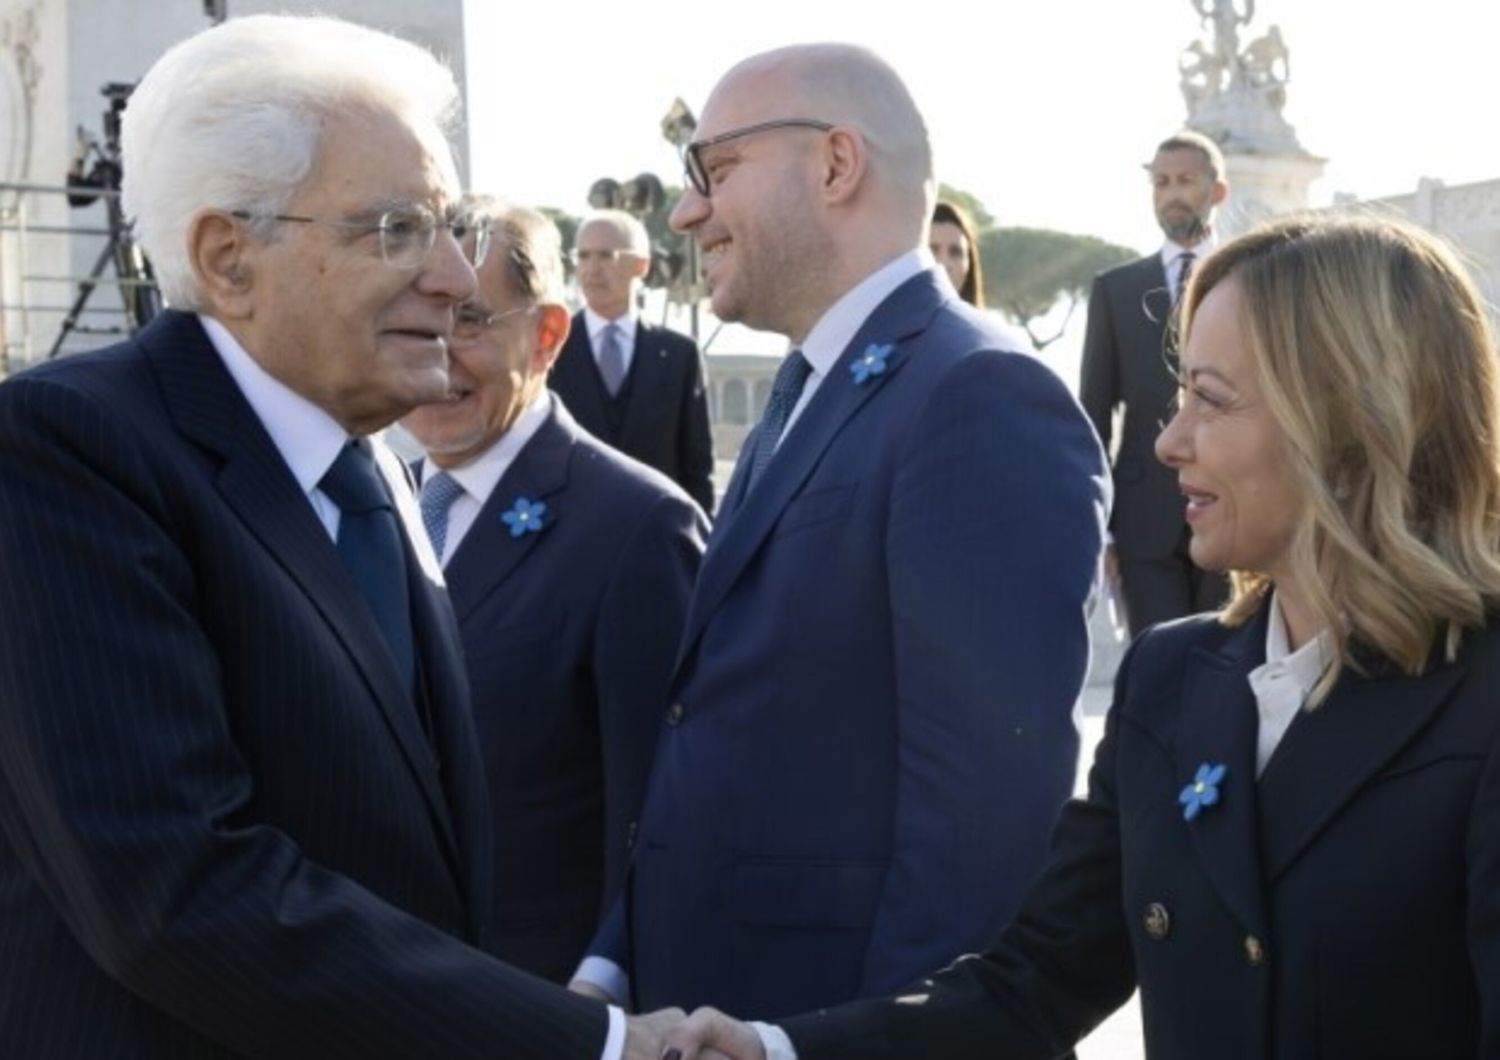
1181,213,1500,700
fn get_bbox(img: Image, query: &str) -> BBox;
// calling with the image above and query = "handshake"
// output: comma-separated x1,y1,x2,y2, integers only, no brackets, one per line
624,1007,771,1060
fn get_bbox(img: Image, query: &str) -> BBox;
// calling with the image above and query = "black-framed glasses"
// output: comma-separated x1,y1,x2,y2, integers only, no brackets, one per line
451,303,533,342
681,118,834,197
229,204,492,270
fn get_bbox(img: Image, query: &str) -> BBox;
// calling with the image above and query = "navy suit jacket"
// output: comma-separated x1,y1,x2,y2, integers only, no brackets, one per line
1079,253,1182,560
599,269,1110,1017
551,312,715,515
0,311,606,1058
787,606,1500,1059
441,396,706,982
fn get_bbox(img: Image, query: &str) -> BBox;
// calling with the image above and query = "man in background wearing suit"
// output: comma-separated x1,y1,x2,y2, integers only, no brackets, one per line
402,203,707,984
573,43,1108,1020
1080,129,1231,636
550,210,716,515
0,15,671,1059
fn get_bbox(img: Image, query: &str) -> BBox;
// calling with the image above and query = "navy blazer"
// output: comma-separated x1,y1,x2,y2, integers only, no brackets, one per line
599,270,1110,1017
1079,254,1182,560
550,312,715,515
0,311,606,1058
787,605,1500,1059
442,396,706,982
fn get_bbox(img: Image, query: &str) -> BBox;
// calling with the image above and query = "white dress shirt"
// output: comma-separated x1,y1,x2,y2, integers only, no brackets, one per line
199,315,350,540
1160,237,1213,305
583,306,639,380
417,388,551,565
751,592,1331,1060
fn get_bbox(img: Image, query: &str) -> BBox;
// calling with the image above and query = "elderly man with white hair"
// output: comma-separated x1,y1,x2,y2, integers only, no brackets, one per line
0,15,675,1059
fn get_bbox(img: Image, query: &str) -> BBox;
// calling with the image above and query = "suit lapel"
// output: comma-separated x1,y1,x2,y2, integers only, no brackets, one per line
555,315,611,434
1257,648,1466,883
1175,609,1270,938
618,323,665,447
443,400,571,623
146,312,460,866
674,273,943,675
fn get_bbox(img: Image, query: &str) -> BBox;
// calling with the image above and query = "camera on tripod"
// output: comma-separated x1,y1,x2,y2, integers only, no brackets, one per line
52,81,160,357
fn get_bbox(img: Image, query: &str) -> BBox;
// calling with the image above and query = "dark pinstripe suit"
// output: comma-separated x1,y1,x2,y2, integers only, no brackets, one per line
0,311,606,1057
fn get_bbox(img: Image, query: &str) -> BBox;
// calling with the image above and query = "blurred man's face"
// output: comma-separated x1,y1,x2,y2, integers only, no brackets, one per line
1150,147,1226,245
575,220,646,320
237,108,475,434
401,248,549,469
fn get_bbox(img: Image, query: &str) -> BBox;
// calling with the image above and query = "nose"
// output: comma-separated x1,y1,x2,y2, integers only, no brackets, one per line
417,226,479,305
1155,404,1192,470
670,186,709,233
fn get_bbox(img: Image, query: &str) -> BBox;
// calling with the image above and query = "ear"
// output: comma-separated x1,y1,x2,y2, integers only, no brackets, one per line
188,210,256,319
1210,179,1229,207
628,253,651,280
533,303,572,373
819,127,869,206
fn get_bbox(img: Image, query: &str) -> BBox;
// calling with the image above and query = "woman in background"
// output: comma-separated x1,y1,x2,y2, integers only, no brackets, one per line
930,200,985,307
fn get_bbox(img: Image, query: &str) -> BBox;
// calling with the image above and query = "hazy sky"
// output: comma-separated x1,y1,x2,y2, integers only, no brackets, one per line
463,0,1497,371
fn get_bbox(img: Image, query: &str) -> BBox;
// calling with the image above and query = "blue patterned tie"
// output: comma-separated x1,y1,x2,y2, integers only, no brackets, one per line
746,349,811,493
419,470,464,562
597,323,627,397
320,440,416,693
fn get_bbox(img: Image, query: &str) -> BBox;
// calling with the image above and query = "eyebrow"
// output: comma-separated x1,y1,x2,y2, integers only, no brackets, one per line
1185,366,1236,388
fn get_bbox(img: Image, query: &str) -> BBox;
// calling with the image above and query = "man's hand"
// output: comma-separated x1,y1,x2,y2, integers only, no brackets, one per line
568,978,617,1005
624,1007,686,1060
659,1007,767,1060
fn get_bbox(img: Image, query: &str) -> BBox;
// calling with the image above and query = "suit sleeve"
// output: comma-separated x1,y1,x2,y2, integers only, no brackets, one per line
1078,273,1117,456
788,636,1143,1060
592,490,708,915
0,377,608,1059
857,351,1109,996
1467,715,1500,1057
675,337,716,517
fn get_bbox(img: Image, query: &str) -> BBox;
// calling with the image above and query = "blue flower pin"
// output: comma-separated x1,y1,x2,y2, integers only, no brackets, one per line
1178,763,1227,821
849,342,894,385
501,496,549,539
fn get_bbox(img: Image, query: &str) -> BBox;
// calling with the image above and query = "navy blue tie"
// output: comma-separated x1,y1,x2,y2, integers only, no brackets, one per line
746,349,811,494
320,440,416,693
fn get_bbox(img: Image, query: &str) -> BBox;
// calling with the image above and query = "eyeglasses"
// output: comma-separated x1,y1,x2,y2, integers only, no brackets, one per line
230,204,492,270
681,118,834,197
570,248,642,266
451,303,533,342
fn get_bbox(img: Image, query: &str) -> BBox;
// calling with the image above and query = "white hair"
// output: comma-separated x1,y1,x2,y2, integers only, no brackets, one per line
577,210,651,258
121,14,461,309
469,199,568,307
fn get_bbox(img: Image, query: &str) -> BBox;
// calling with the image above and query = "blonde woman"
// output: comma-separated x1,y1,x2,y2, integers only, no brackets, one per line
666,213,1500,1059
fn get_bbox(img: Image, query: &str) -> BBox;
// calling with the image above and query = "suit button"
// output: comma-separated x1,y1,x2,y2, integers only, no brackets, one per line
1143,903,1171,941
1244,935,1265,965
625,820,638,851
666,702,684,725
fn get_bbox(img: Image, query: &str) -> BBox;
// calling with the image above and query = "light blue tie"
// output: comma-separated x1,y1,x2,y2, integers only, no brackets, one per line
419,471,464,562
597,323,627,397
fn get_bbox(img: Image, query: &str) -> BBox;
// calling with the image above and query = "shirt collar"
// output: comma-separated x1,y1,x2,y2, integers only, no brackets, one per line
1161,236,1214,268
798,249,932,378
1252,590,1333,698
198,314,350,493
584,306,638,345
419,386,552,504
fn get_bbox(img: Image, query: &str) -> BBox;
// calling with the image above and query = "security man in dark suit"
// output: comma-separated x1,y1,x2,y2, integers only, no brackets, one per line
1080,129,1231,635
0,15,672,1059
550,210,716,515
402,203,707,984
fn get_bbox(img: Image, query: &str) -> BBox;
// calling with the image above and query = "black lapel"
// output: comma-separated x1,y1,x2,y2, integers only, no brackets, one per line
1257,646,1467,882
146,311,460,864
617,322,668,445
442,398,572,623
553,314,611,435
1175,607,1271,937
673,271,943,679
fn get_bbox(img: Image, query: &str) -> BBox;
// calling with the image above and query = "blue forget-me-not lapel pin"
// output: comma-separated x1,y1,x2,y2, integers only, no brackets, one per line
1179,762,1227,821
850,342,894,385
501,496,549,539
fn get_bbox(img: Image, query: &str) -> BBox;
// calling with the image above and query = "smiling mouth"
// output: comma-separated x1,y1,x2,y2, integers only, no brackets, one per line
701,235,731,261
1181,484,1219,512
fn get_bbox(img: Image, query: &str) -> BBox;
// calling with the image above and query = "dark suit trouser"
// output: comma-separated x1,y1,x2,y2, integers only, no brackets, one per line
1119,528,1229,636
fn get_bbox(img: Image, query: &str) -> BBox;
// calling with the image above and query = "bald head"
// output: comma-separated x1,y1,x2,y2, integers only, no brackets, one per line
714,44,934,217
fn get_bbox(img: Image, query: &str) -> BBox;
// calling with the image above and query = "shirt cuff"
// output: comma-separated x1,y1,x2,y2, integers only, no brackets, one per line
601,1005,626,1060
573,956,630,1007
752,1021,799,1060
